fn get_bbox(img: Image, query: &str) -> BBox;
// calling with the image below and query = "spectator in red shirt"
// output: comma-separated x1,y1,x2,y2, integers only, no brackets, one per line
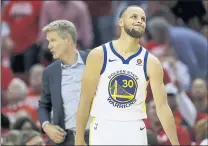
2,78,38,124
2,1,43,73
38,1,92,50
145,99,192,145
25,64,44,110
190,78,208,121
85,1,114,48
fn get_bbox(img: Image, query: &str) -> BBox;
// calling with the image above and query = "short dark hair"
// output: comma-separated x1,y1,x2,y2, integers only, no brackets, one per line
1,113,10,129
12,117,40,132
119,5,141,18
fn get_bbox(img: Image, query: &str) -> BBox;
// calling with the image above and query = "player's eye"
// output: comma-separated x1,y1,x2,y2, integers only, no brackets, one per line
141,17,146,21
132,15,137,19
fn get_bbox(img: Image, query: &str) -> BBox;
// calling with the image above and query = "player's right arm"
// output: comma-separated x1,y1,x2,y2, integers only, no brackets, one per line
75,46,104,145
147,54,179,145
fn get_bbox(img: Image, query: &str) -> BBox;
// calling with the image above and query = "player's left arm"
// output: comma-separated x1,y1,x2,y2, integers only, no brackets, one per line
147,53,180,145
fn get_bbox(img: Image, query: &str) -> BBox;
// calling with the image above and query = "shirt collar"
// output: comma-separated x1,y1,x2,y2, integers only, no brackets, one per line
61,50,84,68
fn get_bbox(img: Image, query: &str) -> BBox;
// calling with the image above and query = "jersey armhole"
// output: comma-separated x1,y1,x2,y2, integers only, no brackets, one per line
100,44,107,75
143,50,149,81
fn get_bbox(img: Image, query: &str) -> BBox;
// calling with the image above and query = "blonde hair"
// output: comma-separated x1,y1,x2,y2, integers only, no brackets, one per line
42,20,77,43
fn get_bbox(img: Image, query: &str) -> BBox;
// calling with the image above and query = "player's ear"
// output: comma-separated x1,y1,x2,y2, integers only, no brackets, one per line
65,35,72,44
118,18,124,27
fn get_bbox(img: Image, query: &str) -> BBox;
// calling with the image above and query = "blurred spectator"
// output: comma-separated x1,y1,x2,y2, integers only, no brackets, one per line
12,117,40,132
195,118,208,145
1,0,9,8
201,25,208,38
1,22,14,70
1,113,10,129
25,64,44,110
151,45,191,91
1,65,14,106
146,67,171,102
39,49,53,67
1,113,11,135
38,1,92,50
1,38,14,68
165,83,198,132
171,1,206,31
2,1,43,73
1,32,14,106
147,129,158,145
148,17,208,80
85,1,114,48
2,78,38,124
165,83,183,126
1,21,11,37
190,78,208,122
147,1,177,25
145,100,191,145
1,61,14,88
2,130,22,145
20,130,45,145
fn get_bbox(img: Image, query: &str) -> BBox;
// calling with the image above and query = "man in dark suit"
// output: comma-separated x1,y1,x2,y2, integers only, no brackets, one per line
38,20,90,145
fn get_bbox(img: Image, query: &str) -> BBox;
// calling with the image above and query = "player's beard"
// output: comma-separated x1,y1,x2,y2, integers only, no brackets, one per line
124,25,144,38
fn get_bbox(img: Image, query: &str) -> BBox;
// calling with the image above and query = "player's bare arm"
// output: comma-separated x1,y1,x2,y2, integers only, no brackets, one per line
75,46,104,145
147,53,180,145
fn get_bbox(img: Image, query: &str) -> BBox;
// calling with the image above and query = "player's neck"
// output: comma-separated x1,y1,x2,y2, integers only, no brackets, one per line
116,34,140,53
60,47,77,65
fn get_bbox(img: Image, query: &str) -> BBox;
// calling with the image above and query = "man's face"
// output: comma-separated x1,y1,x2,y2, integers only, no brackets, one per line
191,80,207,112
46,31,70,59
119,7,146,38
30,69,43,93
7,82,24,103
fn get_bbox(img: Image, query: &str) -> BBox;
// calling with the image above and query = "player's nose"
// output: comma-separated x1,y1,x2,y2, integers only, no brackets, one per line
136,18,142,24
48,43,52,50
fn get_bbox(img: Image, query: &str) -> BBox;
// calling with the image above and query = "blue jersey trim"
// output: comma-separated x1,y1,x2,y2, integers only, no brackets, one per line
143,50,149,81
109,41,142,64
100,44,107,75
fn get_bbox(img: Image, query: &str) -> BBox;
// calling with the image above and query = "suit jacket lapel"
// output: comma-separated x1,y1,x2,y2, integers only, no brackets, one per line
52,60,65,129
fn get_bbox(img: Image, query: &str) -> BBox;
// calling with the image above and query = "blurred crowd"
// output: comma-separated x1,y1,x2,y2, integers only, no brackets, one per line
1,1,208,145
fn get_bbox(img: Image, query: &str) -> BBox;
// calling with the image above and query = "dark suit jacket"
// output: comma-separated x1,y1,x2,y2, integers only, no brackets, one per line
38,50,89,131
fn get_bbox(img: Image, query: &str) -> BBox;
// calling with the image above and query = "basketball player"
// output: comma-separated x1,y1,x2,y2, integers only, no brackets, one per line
75,6,179,145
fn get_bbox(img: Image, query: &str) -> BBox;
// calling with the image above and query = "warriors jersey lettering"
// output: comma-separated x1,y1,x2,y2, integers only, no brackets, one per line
90,41,149,121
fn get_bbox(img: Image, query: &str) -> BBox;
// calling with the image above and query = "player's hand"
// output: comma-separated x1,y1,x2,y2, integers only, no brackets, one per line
43,124,66,144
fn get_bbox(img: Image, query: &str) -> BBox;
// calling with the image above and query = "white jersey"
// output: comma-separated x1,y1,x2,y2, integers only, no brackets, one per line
90,41,149,121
